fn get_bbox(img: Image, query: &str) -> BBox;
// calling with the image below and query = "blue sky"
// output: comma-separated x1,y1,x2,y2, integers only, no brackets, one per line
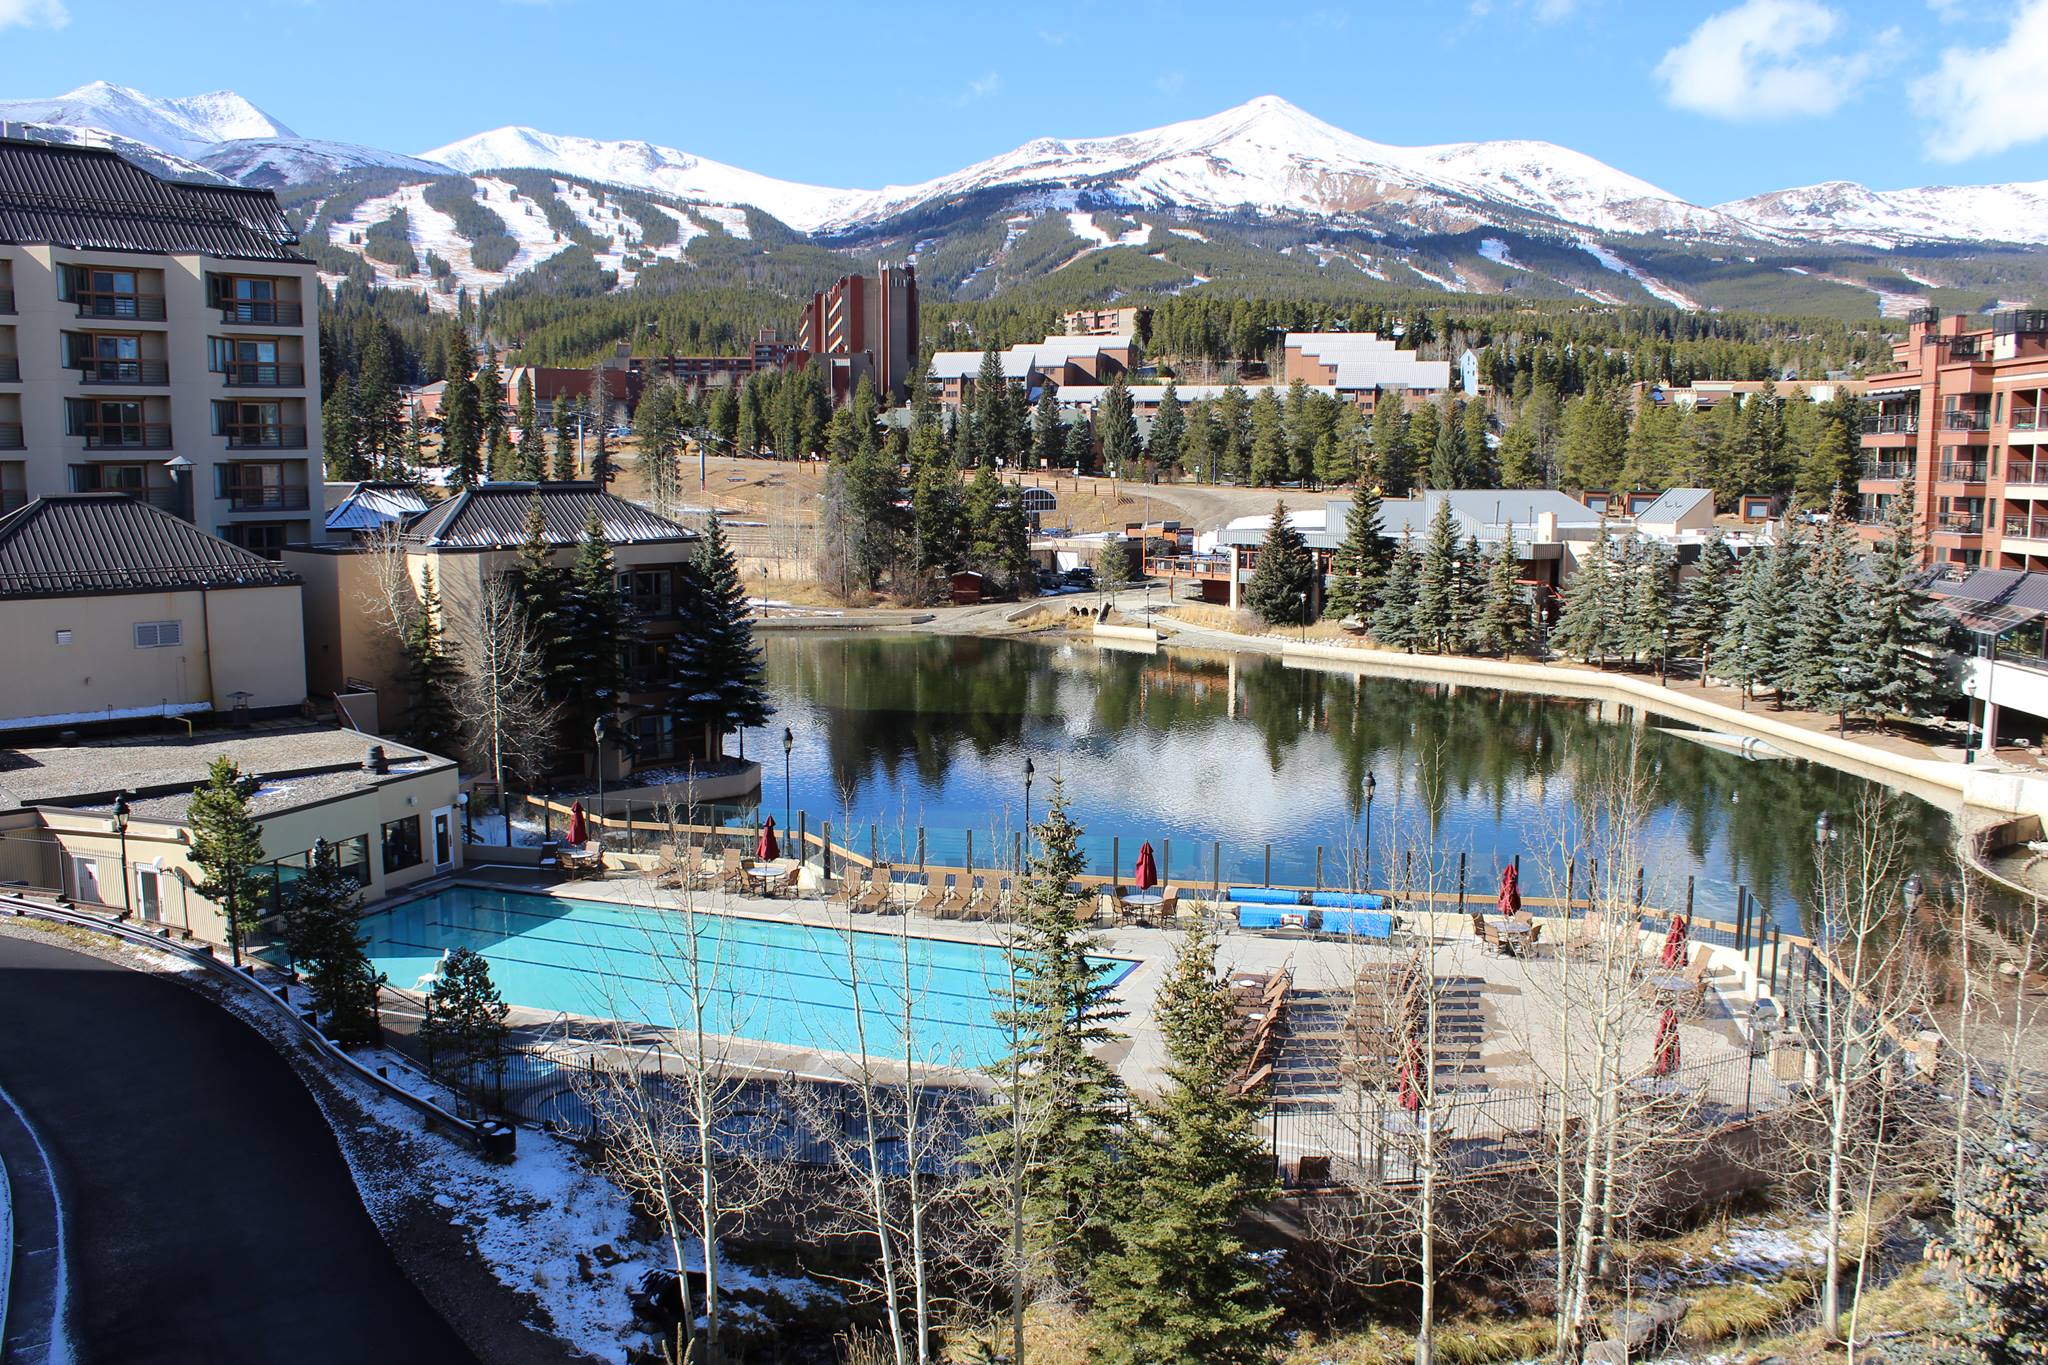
1,0,2044,205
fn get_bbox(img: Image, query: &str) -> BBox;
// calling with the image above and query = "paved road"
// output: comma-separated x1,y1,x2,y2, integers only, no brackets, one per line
0,932,480,1365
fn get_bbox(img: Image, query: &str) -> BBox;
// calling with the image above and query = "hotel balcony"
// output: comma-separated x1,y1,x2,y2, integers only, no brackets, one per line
222,423,308,450
0,423,22,450
222,482,310,512
1938,512,1985,536
1859,414,1919,437
1938,459,1989,484
2009,460,2048,486
220,361,306,388
1943,410,1993,433
79,423,172,450
68,465,180,512
217,299,304,326
0,356,18,383
73,292,166,322
0,289,14,314
1861,459,1913,481
74,358,169,386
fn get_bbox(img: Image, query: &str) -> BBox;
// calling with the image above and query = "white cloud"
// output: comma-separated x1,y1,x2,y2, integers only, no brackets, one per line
1910,0,2048,160
1468,0,1582,23
1155,70,1187,95
1035,28,1068,45
954,71,1001,106
1655,0,1888,120
0,0,68,29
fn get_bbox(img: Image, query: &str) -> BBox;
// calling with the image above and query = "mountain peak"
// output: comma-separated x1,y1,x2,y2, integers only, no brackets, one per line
0,82,293,158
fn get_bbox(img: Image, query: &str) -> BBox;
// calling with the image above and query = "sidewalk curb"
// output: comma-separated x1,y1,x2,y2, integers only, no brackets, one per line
0,1079,68,1365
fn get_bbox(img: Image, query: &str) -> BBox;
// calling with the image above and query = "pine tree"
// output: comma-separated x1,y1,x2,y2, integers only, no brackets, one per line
514,372,540,478
1861,473,1949,727
1497,413,1539,489
570,509,627,729
441,372,482,489
1101,377,1140,475
1243,501,1316,627
1248,387,1287,487
1088,921,1281,1365
1064,412,1095,472
1096,535,1138,588
1413,498,1461,652
476,348,508,479
1216,382,1251,483
283,837,383,1044
1427,399,1463,489
510,492,576,711
1476,525,1529,657
1782,513,1859,724
1461,396,1493,486
1372,389,1414,495
1150,382,1185,472
551,398,579,480
910,461,965,591
418,946,511,1105
187,756,267,966
1449,532,1486,653
1324,480,1392,623
972,346,1007,467
1552,523,1615,664
1370,536,1421,650
695,514,773,748
587,364,614,484
1934,1116,2048,1365
1757,525,1810,706
322,373,364,481
1620,538,1678,677
1717,551,1772,702
1560,390,1626,491
1031,382,1063,471
975,783,1128,1296
1673,528,1736,682
403,565,463,755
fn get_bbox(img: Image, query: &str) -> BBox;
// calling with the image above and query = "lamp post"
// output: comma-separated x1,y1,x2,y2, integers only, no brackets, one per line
1023,757,1036,840
1815,810,1835,846
1362,772,1376,892
593,715,609,847
1298,590,1308,645
111,793,131,915
781,726,794,856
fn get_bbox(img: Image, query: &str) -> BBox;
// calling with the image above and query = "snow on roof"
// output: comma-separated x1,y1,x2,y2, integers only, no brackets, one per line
1054,383,1337,405
1632,487,1714,524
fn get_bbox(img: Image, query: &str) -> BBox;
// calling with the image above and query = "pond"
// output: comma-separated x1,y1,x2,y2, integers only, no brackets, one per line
724,632,1958,930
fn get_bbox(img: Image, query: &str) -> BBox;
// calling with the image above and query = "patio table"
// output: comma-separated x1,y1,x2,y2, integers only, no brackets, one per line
745,859,800,897
1118,890,1165,923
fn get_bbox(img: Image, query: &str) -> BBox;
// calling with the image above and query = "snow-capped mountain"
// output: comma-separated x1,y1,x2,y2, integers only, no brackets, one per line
419,126,865,233
0,118,230,184
826,96,1757,239
1716,179,2048,248
0,81,292,161
198,138,453,188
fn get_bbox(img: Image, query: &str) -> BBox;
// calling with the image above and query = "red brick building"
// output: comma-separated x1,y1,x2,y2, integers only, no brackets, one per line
1857,309,2048,572
795,263,918,403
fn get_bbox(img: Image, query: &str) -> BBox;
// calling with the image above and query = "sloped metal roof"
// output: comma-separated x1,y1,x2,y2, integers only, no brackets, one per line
0,136,306,263
403,482,698,551
1632,488,1715,524
1932,568,2048,631
324,481,433,533
0,494,300,598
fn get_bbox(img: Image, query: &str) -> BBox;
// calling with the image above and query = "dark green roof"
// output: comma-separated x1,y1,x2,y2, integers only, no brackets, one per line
0,494,300,598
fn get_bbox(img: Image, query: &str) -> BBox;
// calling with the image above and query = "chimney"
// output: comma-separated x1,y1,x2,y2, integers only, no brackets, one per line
1536,511,1558,544
364,744,389,775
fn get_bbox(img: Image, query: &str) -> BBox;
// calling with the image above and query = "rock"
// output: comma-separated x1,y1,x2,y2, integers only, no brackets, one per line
1583,1340,1629,1365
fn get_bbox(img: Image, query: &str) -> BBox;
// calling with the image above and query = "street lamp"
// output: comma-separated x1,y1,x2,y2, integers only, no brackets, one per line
592,715,609,847
111,793,131,915
1298,590,1308,645
781,726,795,853
1362,772,1376,892
1815,810,1835,845
1023,757,1036,837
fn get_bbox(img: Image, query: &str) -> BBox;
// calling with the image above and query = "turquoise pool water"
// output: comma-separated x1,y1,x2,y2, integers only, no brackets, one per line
365,886,1120,1068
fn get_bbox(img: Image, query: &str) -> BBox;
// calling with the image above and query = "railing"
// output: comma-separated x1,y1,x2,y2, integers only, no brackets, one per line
0,489,25,514
217,299,302,326
1939,461,1988,483
74,358,168,385
220,362,305,388
1994,309,2048,338
1944,338,1985,361
1860,460,1912,481
73,293,165,321
1145,553,1234,577
64,472,180,511
0,288,13,314
0,424,21,450
1856,507,1889,526
1938,513,1985,535
2012,410,2043,433
1859,415,1918,436
2008,463,2045,485
79,423,171,450
0,356,18,383
222,484,309,512
1944,410,1992,432
1993,648,2048,675
222,424,307,450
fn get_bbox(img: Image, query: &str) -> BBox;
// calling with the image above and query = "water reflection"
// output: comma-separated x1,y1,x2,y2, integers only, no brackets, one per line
739,633,1956,929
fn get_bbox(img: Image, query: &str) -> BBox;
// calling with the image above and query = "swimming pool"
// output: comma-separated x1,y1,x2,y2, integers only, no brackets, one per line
363,886,1126,1069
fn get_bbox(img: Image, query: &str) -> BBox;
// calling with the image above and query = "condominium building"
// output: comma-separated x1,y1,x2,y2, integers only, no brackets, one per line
1062,305,1148,338
1856,308,2048,573
796,263,918,403
926,334,1139,405
0,136,323,557
1280,332,1451,411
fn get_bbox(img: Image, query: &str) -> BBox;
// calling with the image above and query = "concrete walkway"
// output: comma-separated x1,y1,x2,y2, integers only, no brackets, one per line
0,931,480,1365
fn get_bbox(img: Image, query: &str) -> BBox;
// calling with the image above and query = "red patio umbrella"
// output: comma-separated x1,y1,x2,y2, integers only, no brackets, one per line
1652,1007,1681,1077
1497,863,1522,917
756,815,780,862
566,800,587,846
1133,841,1159,891
1660,914,1689,969
1396,1035,1426,1113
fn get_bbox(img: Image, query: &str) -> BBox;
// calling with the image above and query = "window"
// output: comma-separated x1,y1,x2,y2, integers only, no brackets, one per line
227,523,287,561
382,815,423,874
133,620,182,648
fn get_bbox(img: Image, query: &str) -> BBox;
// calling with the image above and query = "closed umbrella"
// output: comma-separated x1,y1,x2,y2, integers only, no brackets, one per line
1652,1007,1681,1077
566,800,587,847
1134,841,1159,891
1397,1034,1426,1113
1660,914,1689,969
1497,863,1521,917
757,815,780,862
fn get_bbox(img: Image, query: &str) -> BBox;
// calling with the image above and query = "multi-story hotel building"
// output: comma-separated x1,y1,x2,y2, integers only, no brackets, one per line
1858,308,2048,572
0,136,322,556
795,263,918,403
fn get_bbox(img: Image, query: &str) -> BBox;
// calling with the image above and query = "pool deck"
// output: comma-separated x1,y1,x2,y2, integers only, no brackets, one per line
407,870,1773,1115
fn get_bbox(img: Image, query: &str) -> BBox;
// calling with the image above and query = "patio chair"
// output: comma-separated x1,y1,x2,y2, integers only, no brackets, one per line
936,875,970,920
1562,911,1606,954
1160,886,1182,920
719,849,752,893
965,876,994,921
859,865,896,914
834,867,867,911
913,875,944,917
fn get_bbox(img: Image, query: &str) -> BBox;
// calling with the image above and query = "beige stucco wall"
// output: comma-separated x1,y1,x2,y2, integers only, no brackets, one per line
285,547,407,705
31,760,462,943
1,583,305,726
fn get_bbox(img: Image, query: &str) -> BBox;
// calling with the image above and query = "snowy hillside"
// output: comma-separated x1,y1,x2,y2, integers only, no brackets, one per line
1717,179,2048,248
418,126,862,234
0,120,229,184
0,81,291,160
199,138,453,188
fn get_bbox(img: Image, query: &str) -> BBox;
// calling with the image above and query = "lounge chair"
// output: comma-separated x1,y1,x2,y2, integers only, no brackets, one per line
964,876,994,921
936,875,970,920
913,875,944,917
833,868,867,911
1562,911,1606,954
859,865,895,914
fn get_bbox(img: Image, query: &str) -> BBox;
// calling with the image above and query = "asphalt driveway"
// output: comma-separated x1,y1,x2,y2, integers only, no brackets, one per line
0,931,481,1364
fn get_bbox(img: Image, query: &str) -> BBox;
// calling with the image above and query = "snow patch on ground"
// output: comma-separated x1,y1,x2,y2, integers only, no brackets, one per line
1575,237,1698,310
1780,265,1810,275
474,176,577,274
1064,211,1150,251
696,205,750,240
1478,237,1529,270
1403,259,1463,292
1898,266,1938,287
1635,1218,1829,1291
1167,226,1208,242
